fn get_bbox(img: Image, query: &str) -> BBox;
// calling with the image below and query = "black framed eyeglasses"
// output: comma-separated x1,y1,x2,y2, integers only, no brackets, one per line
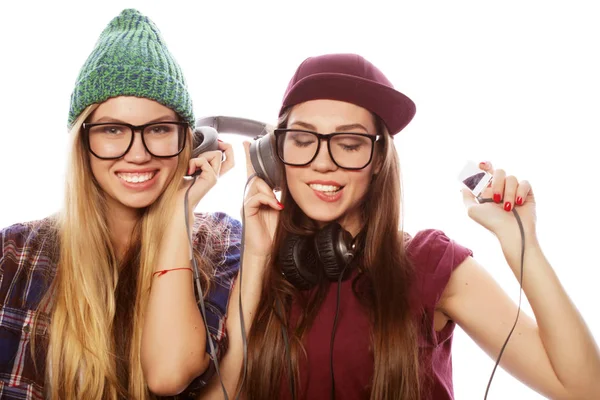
274,128,381,170
82,121,188,159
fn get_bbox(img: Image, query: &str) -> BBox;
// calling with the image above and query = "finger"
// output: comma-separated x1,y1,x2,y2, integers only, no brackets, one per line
490,168,506,204
188,151,222,177
247,174,276,197
515,180,533,206
502,175,518,212
203,150,223,175
478,160,495,175
189,156,218,186
243,141,257,179
244,192,283,217
218,141,235,175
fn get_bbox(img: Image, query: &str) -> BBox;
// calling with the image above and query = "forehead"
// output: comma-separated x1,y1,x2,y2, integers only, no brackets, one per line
89,96,178,123
287,99,376,132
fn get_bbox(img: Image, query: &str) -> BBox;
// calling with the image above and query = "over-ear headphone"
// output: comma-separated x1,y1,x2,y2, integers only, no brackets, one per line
195,116,283,189
279,222,357,290
191,125,219,158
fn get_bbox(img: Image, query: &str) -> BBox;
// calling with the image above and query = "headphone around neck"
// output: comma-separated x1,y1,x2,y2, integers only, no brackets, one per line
279,222,358,290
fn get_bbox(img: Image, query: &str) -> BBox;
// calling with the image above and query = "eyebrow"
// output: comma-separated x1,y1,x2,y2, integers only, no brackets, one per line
91,115,179,124
290,121,369,133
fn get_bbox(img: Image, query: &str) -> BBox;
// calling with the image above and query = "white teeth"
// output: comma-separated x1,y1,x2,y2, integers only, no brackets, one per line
309,183,341,193
117,172,155,183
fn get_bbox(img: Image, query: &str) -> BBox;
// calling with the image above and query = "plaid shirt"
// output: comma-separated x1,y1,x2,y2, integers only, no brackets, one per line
0,212,241,399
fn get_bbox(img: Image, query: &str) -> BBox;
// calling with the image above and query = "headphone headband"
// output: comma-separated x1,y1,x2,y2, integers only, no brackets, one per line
196,115,283,190
196,116,270,139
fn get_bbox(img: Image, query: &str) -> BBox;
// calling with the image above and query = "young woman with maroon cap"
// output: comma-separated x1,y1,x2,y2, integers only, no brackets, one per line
202,53,600,399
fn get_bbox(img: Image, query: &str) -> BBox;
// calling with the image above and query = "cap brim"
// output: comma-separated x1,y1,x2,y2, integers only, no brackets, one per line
281,73,416,135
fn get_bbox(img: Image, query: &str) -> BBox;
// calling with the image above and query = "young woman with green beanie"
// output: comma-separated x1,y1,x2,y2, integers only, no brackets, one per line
0,9,239,400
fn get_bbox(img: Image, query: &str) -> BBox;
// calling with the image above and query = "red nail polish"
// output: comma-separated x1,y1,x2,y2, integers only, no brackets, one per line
277,201,284,209
479,161,487,167
493,193,501,203
504,202,512,212
516,196,523,205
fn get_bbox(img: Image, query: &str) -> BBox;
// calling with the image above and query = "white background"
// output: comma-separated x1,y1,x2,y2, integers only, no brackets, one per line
0,1,598,399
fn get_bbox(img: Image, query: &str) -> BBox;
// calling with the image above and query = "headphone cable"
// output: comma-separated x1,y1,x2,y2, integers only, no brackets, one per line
184,175,229,400
329,262,351,400
233,173,257,400
477,197,526,399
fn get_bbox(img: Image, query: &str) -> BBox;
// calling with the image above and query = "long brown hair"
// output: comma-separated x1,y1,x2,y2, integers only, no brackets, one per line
243,110,421,399
32,106,219,399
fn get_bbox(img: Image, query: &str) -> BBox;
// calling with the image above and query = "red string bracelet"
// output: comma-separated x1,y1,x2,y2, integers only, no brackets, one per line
152,267,193,278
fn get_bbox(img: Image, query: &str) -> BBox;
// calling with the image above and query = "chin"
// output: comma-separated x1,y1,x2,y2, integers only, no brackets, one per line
116,192,161,210
300,205,344,225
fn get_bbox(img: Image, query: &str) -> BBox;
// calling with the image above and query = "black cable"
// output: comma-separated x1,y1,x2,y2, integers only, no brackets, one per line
477,197,526,400
184,175,229,400
233,172,257,400
329,265,348,400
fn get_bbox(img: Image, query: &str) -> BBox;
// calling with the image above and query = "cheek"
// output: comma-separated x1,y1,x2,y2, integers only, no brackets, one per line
89,158,112,188
284,166,303,198
162,158,179,180
350,171,373,197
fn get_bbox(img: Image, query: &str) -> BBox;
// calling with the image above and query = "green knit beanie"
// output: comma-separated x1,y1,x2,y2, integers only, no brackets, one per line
68,9,194,128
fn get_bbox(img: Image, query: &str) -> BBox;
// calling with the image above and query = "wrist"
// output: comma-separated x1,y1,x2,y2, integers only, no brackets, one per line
498,231,543,271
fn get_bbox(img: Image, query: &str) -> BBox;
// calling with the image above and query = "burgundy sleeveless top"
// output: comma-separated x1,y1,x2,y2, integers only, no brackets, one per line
279,229,473,400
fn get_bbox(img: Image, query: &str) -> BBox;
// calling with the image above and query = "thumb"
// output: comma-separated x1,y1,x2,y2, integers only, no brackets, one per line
243,141,256,178
461,187,478,208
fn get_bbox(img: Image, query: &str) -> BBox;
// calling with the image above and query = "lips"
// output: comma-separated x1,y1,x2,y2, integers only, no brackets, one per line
307,181,345,203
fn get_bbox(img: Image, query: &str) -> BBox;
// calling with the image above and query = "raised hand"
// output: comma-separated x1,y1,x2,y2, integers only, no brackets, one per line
462,161,537,243
183,140,235,209
242,141,283,259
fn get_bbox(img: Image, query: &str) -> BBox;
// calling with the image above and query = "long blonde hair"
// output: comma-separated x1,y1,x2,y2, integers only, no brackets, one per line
35,105,211,399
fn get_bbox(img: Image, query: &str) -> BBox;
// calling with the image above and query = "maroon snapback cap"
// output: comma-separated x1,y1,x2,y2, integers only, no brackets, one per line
280,53,416,135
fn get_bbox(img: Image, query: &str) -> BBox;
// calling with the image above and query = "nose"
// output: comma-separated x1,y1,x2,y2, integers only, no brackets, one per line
310,139,337,172
123,131,152,163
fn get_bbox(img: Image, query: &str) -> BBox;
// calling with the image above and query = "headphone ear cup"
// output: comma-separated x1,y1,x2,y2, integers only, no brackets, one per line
191,126,219,158
250,132,283,190
279,234,321,290
315,223,355,281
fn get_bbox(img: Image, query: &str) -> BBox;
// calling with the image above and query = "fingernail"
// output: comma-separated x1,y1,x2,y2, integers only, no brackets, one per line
479,161,488,167
516,196,523,205
277,201,284,209
493,193,502,203
187,167,192,175
218,139,223,142
504,202,512,212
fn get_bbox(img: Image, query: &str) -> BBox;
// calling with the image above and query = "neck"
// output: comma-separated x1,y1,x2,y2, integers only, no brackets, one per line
105,198,142,260
317,209,363,237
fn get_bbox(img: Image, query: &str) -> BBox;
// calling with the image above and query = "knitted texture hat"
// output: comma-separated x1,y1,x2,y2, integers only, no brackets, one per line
68,9,194,128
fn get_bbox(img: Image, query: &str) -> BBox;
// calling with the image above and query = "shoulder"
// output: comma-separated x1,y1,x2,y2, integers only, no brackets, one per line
405,229,473,309
192,212,241,271
192,212,241,242
1,217,57,261
406,229,472,275
0,217,58,309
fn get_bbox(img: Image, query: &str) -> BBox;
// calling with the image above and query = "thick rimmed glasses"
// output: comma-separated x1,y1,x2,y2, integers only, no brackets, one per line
82,121,188,159
274,128,381,170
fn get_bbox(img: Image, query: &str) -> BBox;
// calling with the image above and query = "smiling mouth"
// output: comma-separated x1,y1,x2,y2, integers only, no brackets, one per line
116,171,156,183
309,183,344,196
